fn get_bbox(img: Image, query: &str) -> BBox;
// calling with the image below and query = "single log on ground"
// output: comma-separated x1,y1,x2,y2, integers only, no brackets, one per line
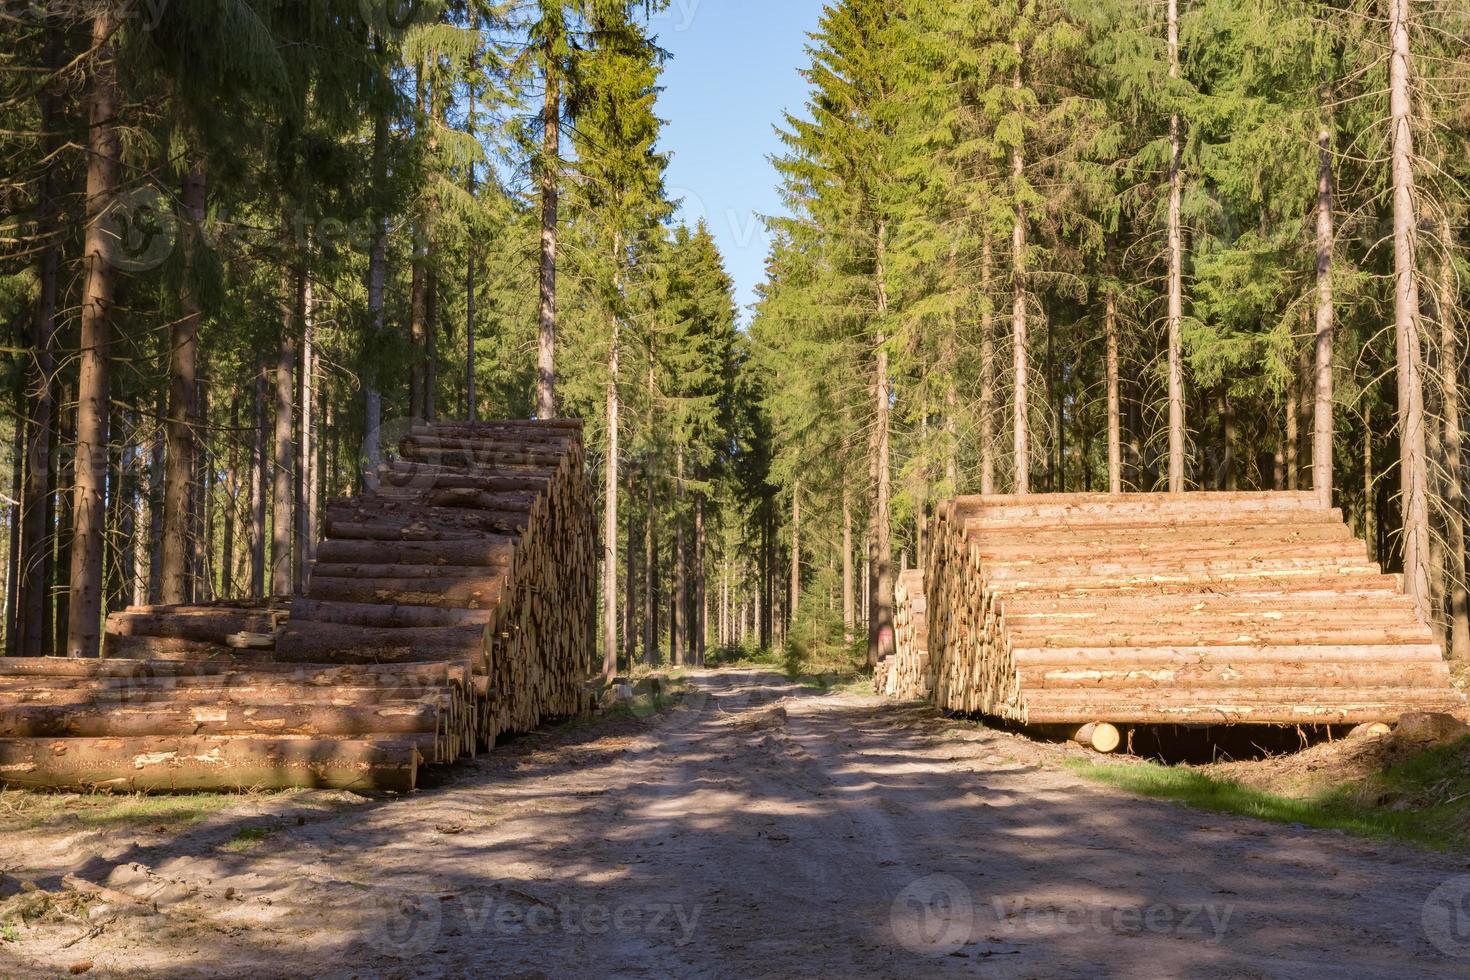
0,736,420,793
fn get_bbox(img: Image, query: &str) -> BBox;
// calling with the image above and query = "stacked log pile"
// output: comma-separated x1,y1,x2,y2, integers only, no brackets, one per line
2,420,595,794
923,492,1467,727
279,419,597,744
875,571,930,699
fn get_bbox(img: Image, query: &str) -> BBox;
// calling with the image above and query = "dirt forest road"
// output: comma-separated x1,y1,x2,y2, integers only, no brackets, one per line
4,669,1470,979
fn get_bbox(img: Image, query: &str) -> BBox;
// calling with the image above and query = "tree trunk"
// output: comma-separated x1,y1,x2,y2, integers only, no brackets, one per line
624,467,636,669
425,270,438,422
643,458,656,665
870,221,895,666
842,487,854,644
603,316,619,682
249,356,268,599
1314,127,1336,508
7,361,24,656
695,493,706,665
221,387,239,599
672,449,686,667
271,271,298,598
67,8,123,658
789,481,800,625
1166,0,1186,494
20,31,62,659
162,163,206,605
980,236,996,495
1389,0,1431,625
1438,215,1469,660
537,67,560,419
465,62,479,423
1011,50,1030,496
1287,335,1301,491
298,277,317,594
362,109,389,483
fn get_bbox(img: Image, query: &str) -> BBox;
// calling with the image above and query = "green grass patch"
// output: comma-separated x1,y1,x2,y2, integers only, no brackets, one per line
221,826,278,853
1,921,20,944
0,789,292,833
1069,736,1470,852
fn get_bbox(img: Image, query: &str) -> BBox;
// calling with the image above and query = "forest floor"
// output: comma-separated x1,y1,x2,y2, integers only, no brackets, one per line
3,670,1470,978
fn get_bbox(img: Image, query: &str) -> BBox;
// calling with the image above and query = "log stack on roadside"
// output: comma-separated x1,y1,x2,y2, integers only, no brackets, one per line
1,420,596,794
875,571,930,700
921,492,1467,730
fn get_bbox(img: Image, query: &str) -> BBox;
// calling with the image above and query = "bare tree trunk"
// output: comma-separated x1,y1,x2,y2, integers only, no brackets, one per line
1106,288,1123,493
363,110,389,482
249,357,267,599
643,456,656,665
1389,0,1432,625
271,272,298,598
425,271,438,422
67,8,122,658
192,379,210,601
1438,215,1469,659
221,387,239,599
673,449,686,667
409,239,428,423
980,237,996,495
537,68,560,419
465,60,479,423
603,316,620,682
1011,50,1030,495
870,221,895,666
1364,405,1376,562
695,493,706,666
789,481,800,625
624,467,636,668
1287,336,1301,491
1166,0,1186,494
20,30,62,658
162,163,206,605
1314,127,1336,507
7,362,24,656
297,278,316,594
842,488,854,644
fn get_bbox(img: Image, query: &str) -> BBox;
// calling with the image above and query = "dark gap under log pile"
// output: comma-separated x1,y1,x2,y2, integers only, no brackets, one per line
1,420,595,794
920,492,1467,727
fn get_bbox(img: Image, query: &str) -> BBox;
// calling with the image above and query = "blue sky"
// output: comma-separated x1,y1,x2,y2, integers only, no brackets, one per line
650,0,825,322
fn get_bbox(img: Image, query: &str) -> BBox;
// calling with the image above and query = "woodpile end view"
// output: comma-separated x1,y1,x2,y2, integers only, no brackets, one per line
0,420,596,794
872,492,1468,753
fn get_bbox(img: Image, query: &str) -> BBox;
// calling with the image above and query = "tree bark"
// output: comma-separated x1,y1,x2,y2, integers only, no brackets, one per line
19,30,62,658
1438,215,1468,660
222,387,239,599
537,65,560,419
67,8,122,658
298,277,317,594
869,220,895,666
1106,287,1123,493
249,356,268,599
162,163,206,605
980,236,996,495
1011,50,1030,495
465,57,479,423
643,452,657,665
603,315,620,682
1314,127,1336,508
1166,0,1186,494
842,487,854,643
672,449,686,667
271,271,299,598
1389,0,1432,625
789,481,800,625
362,109,389,483
695,493,706,665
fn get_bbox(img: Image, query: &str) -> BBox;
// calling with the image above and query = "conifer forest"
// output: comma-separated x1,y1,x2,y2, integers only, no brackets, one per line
2,2,1470,976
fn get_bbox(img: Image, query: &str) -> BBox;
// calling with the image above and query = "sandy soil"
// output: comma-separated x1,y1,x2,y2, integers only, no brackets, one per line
2,669,1469,979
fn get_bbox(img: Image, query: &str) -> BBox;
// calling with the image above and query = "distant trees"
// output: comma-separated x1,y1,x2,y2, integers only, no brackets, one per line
755,0,1470,662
